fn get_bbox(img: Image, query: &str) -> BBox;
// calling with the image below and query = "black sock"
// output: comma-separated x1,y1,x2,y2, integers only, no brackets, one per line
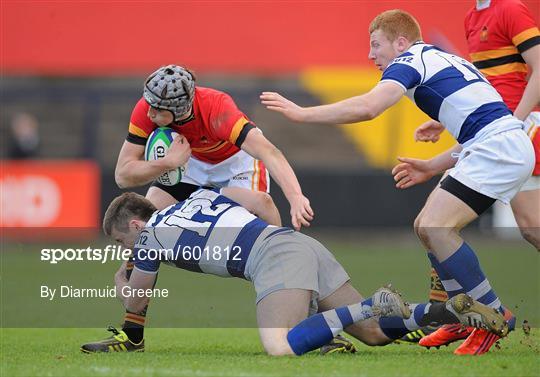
122,325,144,343
419,302,459,327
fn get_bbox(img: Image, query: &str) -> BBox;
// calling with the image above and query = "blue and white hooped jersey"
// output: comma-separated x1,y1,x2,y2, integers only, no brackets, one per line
131,188,284,279
380,42,520,144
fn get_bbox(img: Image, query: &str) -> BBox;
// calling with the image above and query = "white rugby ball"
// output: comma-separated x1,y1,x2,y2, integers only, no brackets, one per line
144,127,185,186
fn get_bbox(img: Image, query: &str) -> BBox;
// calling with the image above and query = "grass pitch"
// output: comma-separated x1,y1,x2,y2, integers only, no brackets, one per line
2,236,539,376
2,328,539,377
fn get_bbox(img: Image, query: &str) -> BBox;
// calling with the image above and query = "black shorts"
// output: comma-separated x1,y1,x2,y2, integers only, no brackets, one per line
440,175,496,215
150,181,202,202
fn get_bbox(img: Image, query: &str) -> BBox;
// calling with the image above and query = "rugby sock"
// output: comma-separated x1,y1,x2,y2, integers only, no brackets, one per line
439,242,502,311
379,302,467,340
428,252,461,301
429,268,449,302
378,303,430,339
122,260,146,343
286,298,374,355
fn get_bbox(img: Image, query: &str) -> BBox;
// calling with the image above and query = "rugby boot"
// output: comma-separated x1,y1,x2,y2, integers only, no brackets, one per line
418,324,473,348
445,294,508,337
454,309,515,355
81,326,144,353
320,334,357,355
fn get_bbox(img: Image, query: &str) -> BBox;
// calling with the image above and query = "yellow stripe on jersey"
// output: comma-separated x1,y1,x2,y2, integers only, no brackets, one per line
512,27,540,47
480,62,528,77
192,141,227,153
251,158,259,191
530,125,539,139
469,45,518,62
128,123,149,138
229,117,249,145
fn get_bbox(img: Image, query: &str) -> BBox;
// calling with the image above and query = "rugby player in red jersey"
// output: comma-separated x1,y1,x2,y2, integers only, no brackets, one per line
400,0,539,354
116,65,313,231
103,64,319,351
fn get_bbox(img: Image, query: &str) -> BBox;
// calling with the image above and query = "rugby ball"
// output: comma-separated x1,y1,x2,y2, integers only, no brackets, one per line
144,127,185,186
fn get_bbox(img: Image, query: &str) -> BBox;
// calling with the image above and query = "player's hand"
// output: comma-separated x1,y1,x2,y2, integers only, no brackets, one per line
163,135,191,169
114,261,129,285
414,120,445,143
391,157,436,189
289,194,314,231
260,92,306,122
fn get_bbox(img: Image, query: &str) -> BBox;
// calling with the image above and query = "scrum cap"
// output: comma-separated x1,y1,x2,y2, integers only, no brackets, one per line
143,65,195,121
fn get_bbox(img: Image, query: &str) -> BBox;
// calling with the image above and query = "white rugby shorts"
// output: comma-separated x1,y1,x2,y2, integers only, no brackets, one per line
181,150,270,192
449,119,535,204
520,111,540,192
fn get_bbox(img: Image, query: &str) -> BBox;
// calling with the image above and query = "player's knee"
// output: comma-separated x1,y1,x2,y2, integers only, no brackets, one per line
518,227,540,251
350,326,390,346
416,215,457,247
258,192,275,208
413,213,423,239
361,330,389,346
416,223,444,250
415,221,434,248
263,341,295,356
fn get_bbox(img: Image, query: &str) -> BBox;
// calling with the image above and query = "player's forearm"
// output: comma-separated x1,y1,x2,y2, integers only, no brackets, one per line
301,96,374,124
115,159,173,188
513,71,540,121
115,279,149,313
428,144,463,174
256,196,282,227
261,147,304,203
221,188,282,226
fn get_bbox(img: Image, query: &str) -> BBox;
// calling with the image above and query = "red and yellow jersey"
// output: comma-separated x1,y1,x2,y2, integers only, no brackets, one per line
127,87,254,164
464,0,540,112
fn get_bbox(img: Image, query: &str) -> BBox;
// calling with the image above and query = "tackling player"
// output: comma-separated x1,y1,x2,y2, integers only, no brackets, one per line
405,0,540,353
81,188,507,354
114,64,314,348
260,9,534,355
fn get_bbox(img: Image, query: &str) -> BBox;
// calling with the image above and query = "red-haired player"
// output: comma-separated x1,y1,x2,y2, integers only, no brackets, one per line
414,0,539,354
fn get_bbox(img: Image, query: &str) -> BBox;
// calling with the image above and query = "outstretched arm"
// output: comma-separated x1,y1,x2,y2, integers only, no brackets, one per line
241,129,313,231
260,81,405,124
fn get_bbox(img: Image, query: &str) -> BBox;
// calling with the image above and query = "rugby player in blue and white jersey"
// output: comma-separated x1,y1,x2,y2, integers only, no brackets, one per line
260,9,534,353
81,187,506,355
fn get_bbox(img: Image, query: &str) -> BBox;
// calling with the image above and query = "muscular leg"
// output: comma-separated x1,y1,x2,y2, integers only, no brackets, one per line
256,289,312,356
416,187,503,311
257,282,475,356
415,186,449,303
318,282,389,346
511,189,540,250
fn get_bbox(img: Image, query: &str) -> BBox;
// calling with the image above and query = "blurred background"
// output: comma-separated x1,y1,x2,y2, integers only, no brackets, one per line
1,0,539,329
1,0,539,235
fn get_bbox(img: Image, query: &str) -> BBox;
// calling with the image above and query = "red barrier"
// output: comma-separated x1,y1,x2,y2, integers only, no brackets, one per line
4,1,537,75
0,161,100,235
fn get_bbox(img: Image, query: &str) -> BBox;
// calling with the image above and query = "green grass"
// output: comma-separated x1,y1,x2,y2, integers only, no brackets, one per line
2,237,539,376
1,328,539,377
